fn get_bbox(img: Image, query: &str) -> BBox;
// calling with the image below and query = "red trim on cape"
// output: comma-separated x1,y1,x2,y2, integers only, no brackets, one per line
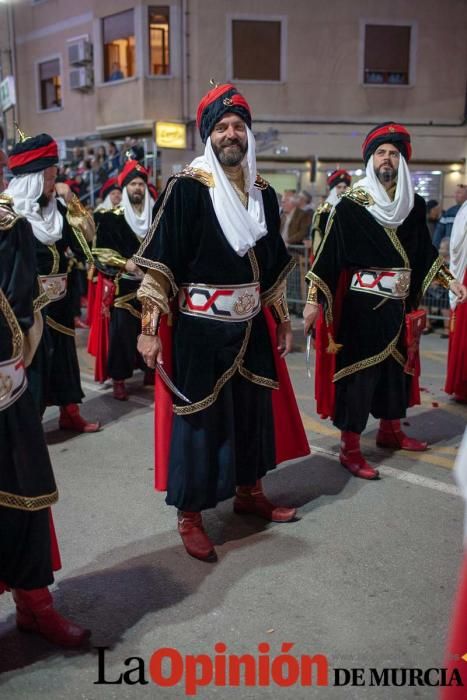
153,306,310,492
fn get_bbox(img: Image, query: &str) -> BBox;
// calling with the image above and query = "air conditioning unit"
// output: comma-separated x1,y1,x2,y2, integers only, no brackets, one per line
69,67,93,91
68,40,92,66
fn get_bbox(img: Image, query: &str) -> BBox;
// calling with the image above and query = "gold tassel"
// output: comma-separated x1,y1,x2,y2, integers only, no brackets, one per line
14,122,31,143
209,77,220,88
326,333,343,354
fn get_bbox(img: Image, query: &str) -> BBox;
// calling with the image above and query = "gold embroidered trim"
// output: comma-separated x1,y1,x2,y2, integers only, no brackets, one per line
114,292,141,319
254,174,269,190
93,247,127,269
0,196,23,230
33,290,50,312
333,319,404,382
173,320,253,416
136,177,178,258
436,263,456,290
0,489,59,511
261,258,295,305
176,166,215,188
46,316,75,337
248,249,260,283
306,271,334,325
422,255,444,296
0,289,23,357
341,186,375,207
238,364,279,390
48,244,60,274
69,222,94,265
392,348,406,368
383,227,410,267
315,201,332,216
131,258,178,297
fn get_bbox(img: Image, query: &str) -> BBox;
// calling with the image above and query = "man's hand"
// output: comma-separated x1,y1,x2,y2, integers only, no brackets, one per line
137,334,163,369
55,182,73,203
449,280,467,304
276,320,293,358
303,303,319,336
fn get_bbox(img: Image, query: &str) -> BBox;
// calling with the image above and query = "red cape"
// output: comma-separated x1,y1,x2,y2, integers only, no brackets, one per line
87,272,114,383
153,307,310,491
445,269,467,400
441,551,467,698
314,271,421,418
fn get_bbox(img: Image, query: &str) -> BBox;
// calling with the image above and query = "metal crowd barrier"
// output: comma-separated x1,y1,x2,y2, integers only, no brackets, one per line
285,244,451,322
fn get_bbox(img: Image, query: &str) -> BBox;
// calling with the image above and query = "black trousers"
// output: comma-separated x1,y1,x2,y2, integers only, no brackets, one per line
108,307,147,381
0,508,53,590
166,373,276,512
333,356,411,434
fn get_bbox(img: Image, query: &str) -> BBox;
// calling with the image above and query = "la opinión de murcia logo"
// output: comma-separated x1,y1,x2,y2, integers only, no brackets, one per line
94,645,466,694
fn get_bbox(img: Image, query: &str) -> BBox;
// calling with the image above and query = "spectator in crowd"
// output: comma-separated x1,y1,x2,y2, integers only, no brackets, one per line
433,184,467,249
107,141,121,174
109,62,124,81
297,190,314,229
280,192,310,245
426,199,442,239
0,124,6,192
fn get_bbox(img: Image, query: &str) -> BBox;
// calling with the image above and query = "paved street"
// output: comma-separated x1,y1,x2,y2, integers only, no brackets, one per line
1,324,466,700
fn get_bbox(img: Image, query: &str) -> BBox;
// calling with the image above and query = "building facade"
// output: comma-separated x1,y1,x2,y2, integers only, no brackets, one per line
0,0,466,204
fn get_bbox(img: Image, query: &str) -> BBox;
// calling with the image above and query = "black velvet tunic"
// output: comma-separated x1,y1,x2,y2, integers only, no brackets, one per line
94,208,148,379
29,201,86,408
133,173,293,414
308,192,442,382
0,201,57,589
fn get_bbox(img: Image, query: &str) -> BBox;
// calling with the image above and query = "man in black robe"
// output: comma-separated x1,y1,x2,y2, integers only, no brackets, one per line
303,122,467,479
311,169,351,257
0,191,90,647
93,160,155,399
6,132,100,432
135,84,305,562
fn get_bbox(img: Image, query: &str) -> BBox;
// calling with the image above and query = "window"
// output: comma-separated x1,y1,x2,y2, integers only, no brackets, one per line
148,6,170,75
102,10,135,82
364,25,411,85
38,58,61,110
232,19,282,81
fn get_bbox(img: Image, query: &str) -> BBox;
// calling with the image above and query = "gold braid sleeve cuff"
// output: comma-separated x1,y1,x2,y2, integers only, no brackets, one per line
435,264,456,289
137,268,171,336
67,194,95,242
306,283,319,305
269,292,290,324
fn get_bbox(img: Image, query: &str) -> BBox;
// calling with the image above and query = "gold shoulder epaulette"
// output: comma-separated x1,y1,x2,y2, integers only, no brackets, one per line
176,166,215,188
316,201,332,215
110,206,125,216
0,194,23,230
341,186,374,207
254,174,269,190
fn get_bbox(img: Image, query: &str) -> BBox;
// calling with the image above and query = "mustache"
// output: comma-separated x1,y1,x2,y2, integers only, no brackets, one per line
220,139,241,147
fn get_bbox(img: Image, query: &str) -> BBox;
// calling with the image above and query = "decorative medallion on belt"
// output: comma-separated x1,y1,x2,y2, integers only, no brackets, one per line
223,97,233,106
395,271,411,296
47,280,63,297
0,372,13,401
234,292,256,316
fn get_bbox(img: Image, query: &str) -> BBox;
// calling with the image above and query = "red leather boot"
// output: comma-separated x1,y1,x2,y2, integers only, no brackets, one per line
376,419,428,451
339,431,380,480
59,404,101,432
13,588,91,648
177,511,217,562
233,480,297,522
112,380,128,401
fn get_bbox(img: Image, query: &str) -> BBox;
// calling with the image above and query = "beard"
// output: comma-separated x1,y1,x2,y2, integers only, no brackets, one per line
375,164,397,186
212,139,247,167
37,192,51,208
128,191,144,205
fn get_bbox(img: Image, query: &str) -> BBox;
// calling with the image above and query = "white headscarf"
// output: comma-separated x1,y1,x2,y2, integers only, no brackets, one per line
5,172,63,245
326,187,341,207
449,200,467,309
121,186,154,240
355,154,414,227
189,126,268,257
